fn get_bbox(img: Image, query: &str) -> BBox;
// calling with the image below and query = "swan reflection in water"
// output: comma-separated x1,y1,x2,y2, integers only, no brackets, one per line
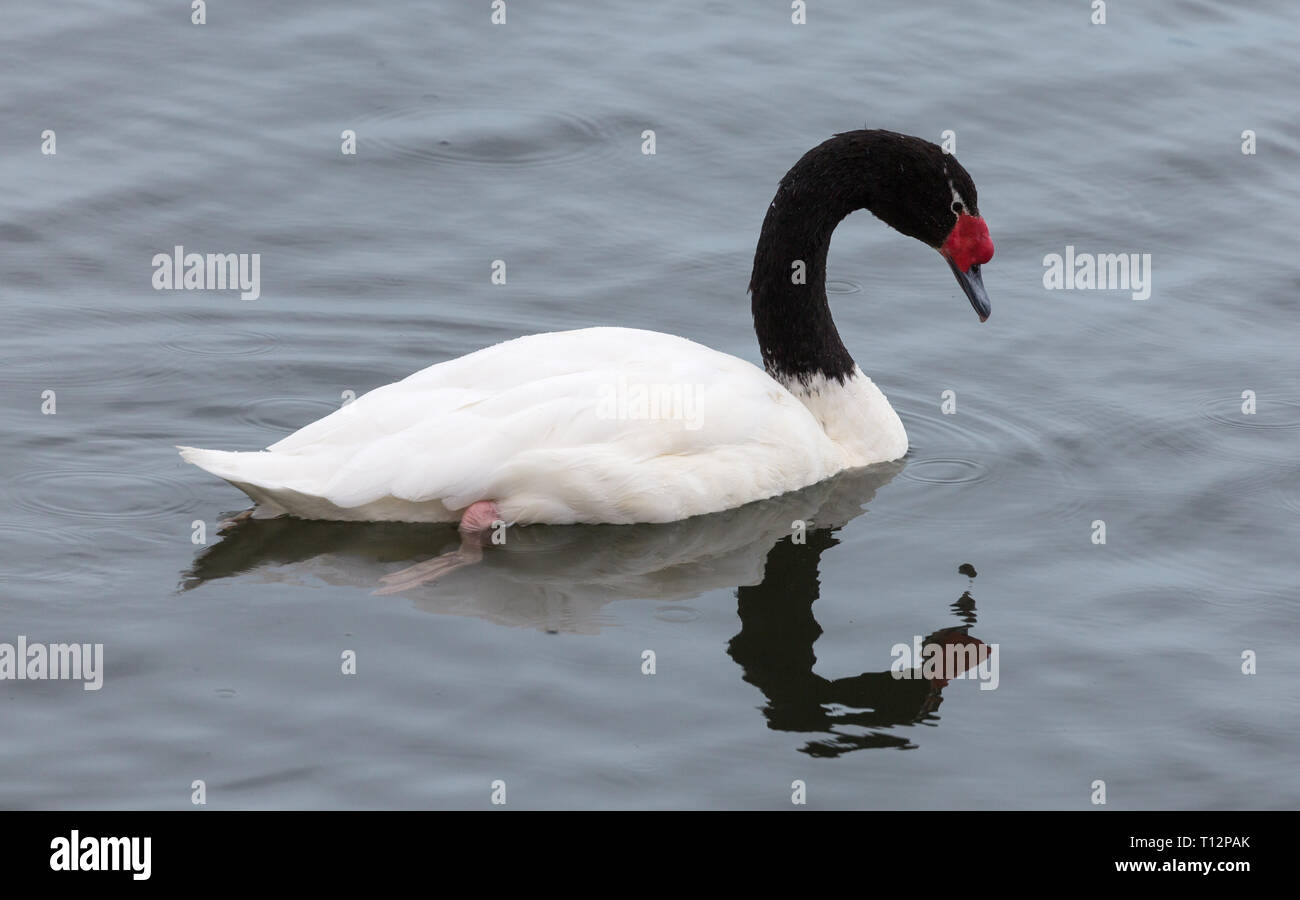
183,460,991,755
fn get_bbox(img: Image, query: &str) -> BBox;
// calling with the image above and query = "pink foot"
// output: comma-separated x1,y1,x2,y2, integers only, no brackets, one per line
218,508,255,532
458,500,502,535
373,501,502,595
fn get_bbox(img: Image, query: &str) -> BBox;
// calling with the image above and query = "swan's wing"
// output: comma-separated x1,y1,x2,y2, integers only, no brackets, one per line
185,328,841,523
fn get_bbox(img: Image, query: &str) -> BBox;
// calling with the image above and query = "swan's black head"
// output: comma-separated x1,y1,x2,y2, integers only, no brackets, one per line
750,130,995,384
831,130,994,321
761,130,995,322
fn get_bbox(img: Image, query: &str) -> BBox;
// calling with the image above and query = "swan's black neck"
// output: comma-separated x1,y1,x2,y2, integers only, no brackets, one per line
749,174,857,386
749,130,967,386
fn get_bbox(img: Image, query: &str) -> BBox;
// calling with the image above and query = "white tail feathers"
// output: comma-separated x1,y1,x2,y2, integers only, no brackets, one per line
176,445,308,490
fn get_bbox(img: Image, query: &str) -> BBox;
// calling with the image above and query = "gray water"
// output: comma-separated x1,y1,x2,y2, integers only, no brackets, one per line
2,1,1298,809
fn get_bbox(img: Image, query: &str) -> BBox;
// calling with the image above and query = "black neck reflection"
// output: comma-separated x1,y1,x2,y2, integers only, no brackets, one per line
729,529,987,756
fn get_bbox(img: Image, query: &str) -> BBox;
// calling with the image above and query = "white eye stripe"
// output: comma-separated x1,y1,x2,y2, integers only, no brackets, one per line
949,182,967,213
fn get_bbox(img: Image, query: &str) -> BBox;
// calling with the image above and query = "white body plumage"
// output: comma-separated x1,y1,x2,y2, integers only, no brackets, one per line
179,326,907,524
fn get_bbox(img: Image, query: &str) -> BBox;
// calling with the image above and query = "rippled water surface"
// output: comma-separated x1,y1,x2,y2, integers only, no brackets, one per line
2,1,1298,808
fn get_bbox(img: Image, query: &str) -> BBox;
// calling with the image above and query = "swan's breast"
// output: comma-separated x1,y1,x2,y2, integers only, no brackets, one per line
779,367,908,469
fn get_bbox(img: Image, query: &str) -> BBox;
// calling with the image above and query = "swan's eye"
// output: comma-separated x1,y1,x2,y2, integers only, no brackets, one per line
951,200,964,215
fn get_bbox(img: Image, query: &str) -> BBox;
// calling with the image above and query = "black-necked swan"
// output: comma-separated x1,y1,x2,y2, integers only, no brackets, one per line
180,129,994,536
